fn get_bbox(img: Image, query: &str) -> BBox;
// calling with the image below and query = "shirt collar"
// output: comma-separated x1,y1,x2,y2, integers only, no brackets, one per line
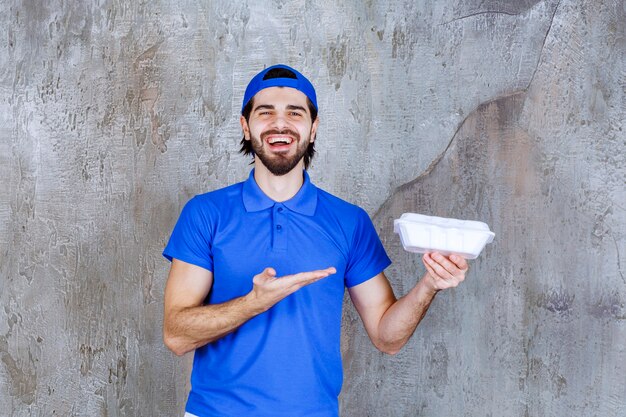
242,169,318,216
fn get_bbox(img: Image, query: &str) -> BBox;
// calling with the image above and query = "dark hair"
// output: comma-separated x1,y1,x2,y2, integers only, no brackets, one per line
240,68,318,169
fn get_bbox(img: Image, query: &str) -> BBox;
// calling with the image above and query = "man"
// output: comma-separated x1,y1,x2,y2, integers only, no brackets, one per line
163,64,468,417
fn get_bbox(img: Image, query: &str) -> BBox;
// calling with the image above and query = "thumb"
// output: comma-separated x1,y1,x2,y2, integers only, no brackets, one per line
262,267,277,277
253,267,277,285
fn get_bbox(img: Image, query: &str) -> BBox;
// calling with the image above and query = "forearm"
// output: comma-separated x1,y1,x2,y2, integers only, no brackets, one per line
353,253,467,355
376,274,438,354
164,266,335,356
164,293,262,356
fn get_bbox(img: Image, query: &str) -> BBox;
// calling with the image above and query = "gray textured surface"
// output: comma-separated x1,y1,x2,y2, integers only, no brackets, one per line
1,0,624,416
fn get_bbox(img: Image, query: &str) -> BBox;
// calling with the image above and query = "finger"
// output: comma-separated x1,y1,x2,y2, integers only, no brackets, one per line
423,253,455,280
252,267,277,285
422,254,440,277
431,252,464,276
286,268,335,287
424,263,459,291
299,267,336,278
423,256,459,290
422,259,438,279
449,254,469,271
296,269,335,281
431,252,456,271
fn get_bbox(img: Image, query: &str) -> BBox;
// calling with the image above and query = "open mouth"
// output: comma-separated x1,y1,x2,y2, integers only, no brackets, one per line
268,136,293,145
265,134,296,151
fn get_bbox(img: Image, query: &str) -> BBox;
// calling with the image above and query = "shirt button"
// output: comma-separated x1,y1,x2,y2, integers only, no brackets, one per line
276,225,282,231
277,207,283,213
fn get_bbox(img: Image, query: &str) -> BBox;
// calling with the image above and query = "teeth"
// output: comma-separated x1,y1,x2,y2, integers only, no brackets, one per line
269,137,293,144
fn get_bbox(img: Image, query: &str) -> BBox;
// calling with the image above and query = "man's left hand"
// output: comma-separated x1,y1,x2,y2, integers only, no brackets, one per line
421,252,469,293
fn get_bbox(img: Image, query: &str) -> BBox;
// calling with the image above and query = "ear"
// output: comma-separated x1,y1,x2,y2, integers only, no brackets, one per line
240,115,251,141
310,117,319,143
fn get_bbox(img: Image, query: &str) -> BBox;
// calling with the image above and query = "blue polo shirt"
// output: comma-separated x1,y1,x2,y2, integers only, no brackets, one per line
163,170,391,417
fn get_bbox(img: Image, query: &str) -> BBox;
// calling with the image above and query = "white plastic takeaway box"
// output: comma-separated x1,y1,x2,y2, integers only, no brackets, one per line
393,213,495,259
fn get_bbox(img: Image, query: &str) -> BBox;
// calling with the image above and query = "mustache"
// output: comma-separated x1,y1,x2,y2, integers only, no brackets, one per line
261,128,300,141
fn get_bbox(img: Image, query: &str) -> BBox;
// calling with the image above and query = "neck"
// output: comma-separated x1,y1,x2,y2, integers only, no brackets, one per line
253,162,305,202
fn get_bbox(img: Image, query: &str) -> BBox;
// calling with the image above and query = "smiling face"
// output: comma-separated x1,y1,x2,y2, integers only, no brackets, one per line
240,87,319,176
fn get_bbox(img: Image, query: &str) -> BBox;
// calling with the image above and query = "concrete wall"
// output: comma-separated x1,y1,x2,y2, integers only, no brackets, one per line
1,0,623,416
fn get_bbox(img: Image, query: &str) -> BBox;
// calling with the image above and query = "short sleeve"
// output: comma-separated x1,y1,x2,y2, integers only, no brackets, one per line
162,196,215,272
344,208,392,287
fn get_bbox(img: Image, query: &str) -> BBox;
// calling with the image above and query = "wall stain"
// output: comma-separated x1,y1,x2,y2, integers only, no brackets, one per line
391,19,418,61
140,87,170,153
79,343,105,376
108,335,129,399
536,289,575,314
326,35,348,90
588,292,625,320
0,335,37,405
141,254,157,305
133,40,164,71
427,342,449,398
526,357,568,398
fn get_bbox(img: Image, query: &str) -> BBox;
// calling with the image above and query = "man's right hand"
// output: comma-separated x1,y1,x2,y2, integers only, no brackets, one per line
246,267,337,314
163,260,335,355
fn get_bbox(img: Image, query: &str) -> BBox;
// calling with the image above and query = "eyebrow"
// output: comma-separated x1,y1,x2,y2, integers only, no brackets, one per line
253,104,275,112
286,105,307,113
252,104,308,113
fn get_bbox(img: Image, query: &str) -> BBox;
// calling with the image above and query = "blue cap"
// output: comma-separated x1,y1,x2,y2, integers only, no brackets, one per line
241,64,317,114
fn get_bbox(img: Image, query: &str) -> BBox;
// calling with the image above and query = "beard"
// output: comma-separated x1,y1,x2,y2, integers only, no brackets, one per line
250,128,312,176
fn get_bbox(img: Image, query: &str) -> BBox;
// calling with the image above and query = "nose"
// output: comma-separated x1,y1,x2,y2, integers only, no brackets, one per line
270,113,289,130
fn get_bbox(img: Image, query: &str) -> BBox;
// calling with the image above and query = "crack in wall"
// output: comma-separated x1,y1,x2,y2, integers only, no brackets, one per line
372,90,527,220
525,0,562,91
373,1,562,220
612,235,625,284
440,10,520,26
